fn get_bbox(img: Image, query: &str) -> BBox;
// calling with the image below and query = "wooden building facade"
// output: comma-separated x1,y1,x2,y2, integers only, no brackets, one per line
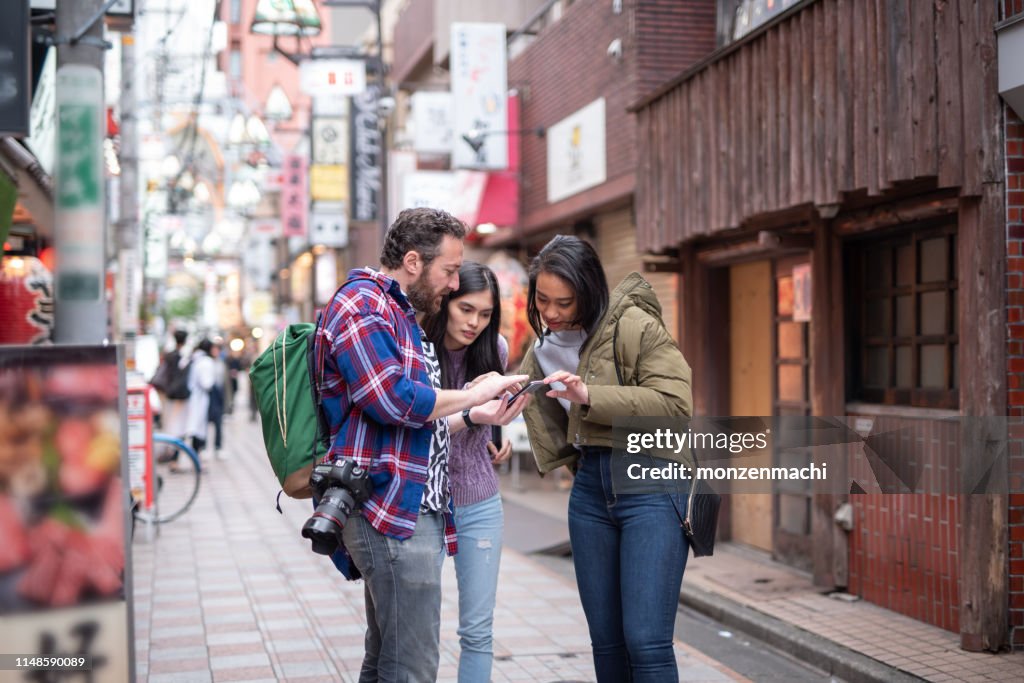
633,0,1016,650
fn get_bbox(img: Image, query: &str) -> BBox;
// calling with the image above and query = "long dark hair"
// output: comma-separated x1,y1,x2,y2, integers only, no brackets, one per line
422,261,503,389
527,235,609,344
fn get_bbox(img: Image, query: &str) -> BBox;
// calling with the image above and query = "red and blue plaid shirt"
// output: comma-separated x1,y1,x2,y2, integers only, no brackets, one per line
314,268,457,579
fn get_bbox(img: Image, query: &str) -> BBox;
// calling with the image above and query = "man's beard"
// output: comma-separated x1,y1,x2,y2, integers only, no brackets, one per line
407,270,445,314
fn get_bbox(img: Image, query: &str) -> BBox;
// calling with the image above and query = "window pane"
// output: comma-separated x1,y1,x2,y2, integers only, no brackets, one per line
920,345,946,388
777,275,793,316
952,344,959,389
778,364,805,402
896,244,914,285
920,237,947,283
866,248,890,290
920,292,947,336
866,347,889,388
778,322,805,359
896,295,913,337
866,297,891,336
896,346,913,387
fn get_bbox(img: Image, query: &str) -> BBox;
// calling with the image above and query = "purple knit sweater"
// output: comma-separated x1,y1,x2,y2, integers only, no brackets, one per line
446,335,508,507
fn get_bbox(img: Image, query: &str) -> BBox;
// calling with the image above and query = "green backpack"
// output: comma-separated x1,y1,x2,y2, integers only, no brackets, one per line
249,323,326,498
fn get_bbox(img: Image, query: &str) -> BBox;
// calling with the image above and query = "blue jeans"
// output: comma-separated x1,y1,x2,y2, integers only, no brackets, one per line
568,448,689,683
452,494,504,683
342,510,446,683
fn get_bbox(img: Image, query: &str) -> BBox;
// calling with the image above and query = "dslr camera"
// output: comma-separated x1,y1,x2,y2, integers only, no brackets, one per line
301,459,373,555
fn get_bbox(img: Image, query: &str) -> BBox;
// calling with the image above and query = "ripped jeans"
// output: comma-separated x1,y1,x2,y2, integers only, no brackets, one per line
452,493,504,683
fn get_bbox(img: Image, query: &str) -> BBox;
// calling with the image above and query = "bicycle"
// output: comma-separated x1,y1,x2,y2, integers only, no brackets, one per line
133,433,202,525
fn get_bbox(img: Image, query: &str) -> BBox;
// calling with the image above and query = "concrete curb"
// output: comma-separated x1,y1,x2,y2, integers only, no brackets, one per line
679,586,926,683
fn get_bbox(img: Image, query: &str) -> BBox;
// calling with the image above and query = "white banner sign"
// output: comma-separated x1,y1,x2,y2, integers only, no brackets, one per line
301,59,366,97
547,98,607,203
310,202,349,248
312,117,347,165
315,251,338,306
450,23,507,170
411,91,453,155
25,47,56,175
243,234,274,291
402,171,456,212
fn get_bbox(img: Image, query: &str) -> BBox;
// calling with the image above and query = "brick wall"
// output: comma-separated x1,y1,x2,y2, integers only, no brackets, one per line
1006,0,1024,652
634,0,717,98
847,417,962,632
510,0,715,229
1009,106,1024,649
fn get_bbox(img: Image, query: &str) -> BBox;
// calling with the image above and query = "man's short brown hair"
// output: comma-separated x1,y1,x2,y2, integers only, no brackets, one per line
380,208,467,269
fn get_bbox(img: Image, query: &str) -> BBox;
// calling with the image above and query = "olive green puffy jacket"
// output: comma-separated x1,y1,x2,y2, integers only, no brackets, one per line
519,272,693,474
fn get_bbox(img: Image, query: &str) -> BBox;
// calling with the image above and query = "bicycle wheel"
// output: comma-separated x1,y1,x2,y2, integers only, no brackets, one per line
142,434,202,524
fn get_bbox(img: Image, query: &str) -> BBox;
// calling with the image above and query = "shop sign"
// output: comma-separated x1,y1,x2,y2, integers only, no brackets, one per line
281,155,308,238
546,98,606,203
350,86,381,222
450,23,507,170
412,91,453,155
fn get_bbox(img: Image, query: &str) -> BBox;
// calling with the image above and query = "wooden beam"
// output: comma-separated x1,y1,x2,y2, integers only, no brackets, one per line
958,188,1008,652
832,193,959,235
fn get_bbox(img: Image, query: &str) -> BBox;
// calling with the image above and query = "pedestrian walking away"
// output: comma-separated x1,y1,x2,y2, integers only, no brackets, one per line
519,234,694,682
208,341,227,460
184,339,217,463
150,329,190,451
311,208,529,682
422,261,517,683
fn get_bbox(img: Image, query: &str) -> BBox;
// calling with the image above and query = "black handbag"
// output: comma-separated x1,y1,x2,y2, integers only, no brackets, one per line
679,456,721,557
611,322,721,557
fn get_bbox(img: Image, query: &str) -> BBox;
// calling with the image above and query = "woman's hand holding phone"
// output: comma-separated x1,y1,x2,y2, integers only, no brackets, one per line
542,371,590,405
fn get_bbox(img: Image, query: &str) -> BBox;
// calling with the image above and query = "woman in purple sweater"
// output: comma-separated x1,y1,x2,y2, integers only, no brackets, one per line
422,261,513,682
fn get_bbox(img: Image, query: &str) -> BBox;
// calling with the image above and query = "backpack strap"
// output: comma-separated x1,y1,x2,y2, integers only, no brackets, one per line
309,276,393,464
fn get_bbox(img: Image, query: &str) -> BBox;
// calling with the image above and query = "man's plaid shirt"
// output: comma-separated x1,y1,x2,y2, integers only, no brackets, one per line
314,268,457,579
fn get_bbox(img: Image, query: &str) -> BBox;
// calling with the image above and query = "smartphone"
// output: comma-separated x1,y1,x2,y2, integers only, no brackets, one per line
506,380,547,403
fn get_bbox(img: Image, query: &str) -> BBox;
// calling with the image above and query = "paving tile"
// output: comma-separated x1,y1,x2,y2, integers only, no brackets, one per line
273,659,337,678
205,631,264,646
148,671,213,683
148,657,211,675
209,653,272,670
149,646,210,661
150,624,207,639
207,642,268,657
211,671,277,683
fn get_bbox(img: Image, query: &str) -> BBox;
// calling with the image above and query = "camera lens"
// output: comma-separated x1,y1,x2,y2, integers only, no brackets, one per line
301,486,357,555
301,515,342,555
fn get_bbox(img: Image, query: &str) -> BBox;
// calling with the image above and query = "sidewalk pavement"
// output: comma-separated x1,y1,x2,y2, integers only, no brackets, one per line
130,413,747,683
499,462,1024,683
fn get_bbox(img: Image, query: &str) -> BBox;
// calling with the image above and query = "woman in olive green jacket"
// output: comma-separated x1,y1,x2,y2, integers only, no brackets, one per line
520,235,692,682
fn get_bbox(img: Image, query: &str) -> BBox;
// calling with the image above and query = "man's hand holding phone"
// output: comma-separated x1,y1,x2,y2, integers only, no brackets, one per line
464,374,534,427
506,380,547,404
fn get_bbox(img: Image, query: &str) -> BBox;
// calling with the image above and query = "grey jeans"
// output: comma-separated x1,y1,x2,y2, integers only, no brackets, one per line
342,510,446,683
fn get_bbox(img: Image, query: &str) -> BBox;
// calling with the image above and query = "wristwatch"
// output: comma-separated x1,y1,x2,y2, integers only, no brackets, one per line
462,408,476,428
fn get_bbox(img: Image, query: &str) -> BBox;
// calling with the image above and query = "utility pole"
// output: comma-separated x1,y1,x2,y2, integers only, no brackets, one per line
118,31,140,363
54,0,109,343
